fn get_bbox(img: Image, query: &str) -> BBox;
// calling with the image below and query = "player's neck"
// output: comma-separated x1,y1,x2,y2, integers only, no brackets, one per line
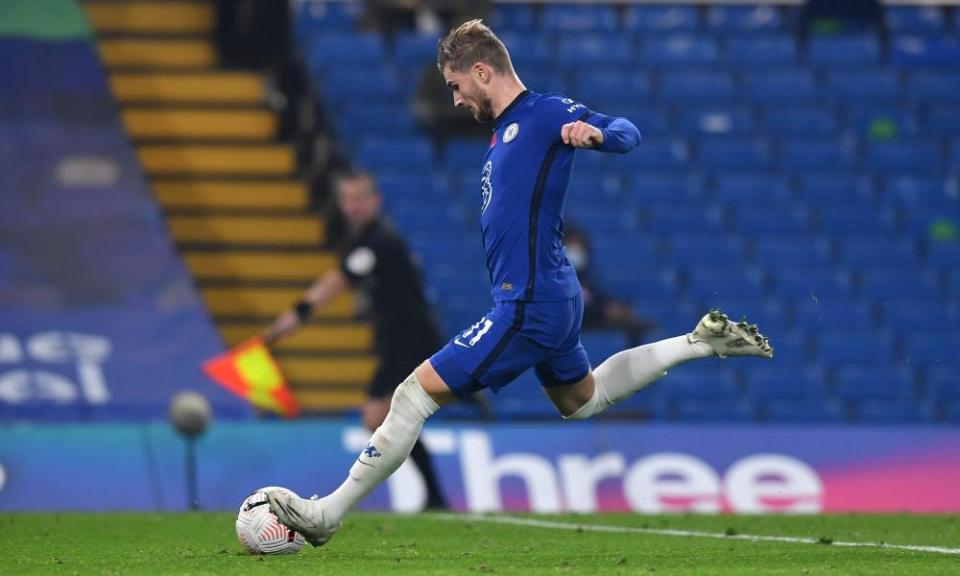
491,79,527,121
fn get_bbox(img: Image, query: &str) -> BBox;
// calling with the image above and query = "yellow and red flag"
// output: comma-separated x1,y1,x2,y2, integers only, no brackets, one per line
203,338,300,418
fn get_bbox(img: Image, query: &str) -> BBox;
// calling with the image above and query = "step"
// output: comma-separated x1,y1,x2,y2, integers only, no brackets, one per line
139,145,295,176
279,357,377,385
202,286,354,318
86,1,213,34
153,180,308,211
122,109,277,140
111,72,263,104
184,251,335,282
98,39,215,69
293,389,367,411
219,323,373,352
168,215,324,246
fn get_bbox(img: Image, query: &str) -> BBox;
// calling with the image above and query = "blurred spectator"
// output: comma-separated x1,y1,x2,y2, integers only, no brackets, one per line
800,0,884,37
362,0,488,38
216,0,290,70
415,64,489,140
564,226,656,346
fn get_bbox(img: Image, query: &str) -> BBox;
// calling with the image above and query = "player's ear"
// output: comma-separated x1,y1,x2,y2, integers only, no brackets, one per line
473,62,491,85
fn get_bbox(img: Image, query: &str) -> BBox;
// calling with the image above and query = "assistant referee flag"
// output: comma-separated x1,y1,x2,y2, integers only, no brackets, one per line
203,338,300,418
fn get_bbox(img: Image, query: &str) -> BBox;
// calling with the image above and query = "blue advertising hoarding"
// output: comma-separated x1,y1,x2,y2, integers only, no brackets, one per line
1,420,958,514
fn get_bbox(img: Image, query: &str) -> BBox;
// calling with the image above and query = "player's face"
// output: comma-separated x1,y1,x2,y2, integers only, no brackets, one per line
337,177,381,231
443,66,494,123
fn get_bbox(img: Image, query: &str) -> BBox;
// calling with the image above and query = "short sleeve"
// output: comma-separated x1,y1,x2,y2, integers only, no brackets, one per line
340,243,378,285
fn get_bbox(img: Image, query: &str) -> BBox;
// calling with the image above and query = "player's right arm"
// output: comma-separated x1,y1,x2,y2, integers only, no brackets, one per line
263,269,349,344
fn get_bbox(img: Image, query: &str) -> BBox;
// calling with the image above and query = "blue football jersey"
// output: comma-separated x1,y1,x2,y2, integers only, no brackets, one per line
477,90,640,303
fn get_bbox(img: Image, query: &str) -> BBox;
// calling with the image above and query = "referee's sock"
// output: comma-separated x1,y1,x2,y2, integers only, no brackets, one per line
322,372,439,522
565,335,712,420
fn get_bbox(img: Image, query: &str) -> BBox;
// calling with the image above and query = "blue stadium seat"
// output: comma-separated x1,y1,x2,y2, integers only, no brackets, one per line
496,34,553,68
924,106,960,136
377,173,446,203
841,235,917,268
338,105,416,138
685,265,766,301
308,34,385,68
860,266,936,300
733,206,808,235
663,363,740,400
773,265,850,301
883,301,952,333
671,399,755,422
624,6,700,33
885,6,945,35
591,103,670,136
817,330,892,366
907,71,960,104
797,174,871,203
890,36,960,68
794,299,873,332
807,36,880,68
903,332,959,367
580,331,629,364
762,399,846,423
642,36,720,67
825,70,901,104
561,37,637,68
726,36,796,66
568,171,622,198
626,173,703,203
612,139,689,171
742,71,820,104
444,138,488,171
845,107,919,138
752,236,830,268
667,235,743,268
759,106,838,136
358,137,433,171
745,364,828,402
590,232,660,272
881,175,946,206
644,198,717,233
660,70,735,103
928,242,960,268
865,141,942,174
835,365,914,402
927,366,960,403
541,4,619,31
393,33,441,68
493,371,561,420
854,400,930,423
698,138,773,170
707,6,784,34
713,173,790,204
781,139,856,171
486,4,537,32
571,70,651,102
322,68,401,107
679,107,755,136
294,1,360,40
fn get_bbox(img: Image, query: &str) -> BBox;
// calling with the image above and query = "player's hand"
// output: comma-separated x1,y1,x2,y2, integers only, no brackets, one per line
561,121,604,149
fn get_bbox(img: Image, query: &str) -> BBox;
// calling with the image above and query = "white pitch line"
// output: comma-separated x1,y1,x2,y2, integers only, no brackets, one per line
430,513,960,556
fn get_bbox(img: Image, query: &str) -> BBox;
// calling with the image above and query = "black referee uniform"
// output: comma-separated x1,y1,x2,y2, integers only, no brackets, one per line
339,216,443,399
339,215,447,508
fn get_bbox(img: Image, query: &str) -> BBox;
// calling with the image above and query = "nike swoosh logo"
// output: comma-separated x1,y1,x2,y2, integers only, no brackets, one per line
454,338,471,348
355,458,376,468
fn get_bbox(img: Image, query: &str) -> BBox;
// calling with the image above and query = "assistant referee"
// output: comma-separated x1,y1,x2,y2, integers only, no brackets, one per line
264,168,447,509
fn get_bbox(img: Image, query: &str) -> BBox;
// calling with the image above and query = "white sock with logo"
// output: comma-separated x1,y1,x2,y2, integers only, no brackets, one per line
322,373,439,522
565,335,713,420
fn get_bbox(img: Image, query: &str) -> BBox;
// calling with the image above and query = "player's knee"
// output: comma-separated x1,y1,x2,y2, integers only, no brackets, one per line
389,372,440,421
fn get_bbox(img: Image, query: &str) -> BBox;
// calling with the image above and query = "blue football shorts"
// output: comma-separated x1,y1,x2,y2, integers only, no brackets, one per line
429,294,591,397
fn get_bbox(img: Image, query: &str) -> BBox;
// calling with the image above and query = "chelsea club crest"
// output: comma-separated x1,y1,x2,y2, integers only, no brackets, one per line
503,122,519,143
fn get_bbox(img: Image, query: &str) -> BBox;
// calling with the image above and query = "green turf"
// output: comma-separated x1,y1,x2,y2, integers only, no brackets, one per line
2,513,959,575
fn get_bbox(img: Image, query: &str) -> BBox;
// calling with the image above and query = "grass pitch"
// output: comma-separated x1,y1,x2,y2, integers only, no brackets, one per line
3,512,959,575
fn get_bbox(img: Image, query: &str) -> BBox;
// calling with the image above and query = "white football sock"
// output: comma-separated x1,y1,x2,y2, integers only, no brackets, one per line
322,373,439,522
566,335,712,420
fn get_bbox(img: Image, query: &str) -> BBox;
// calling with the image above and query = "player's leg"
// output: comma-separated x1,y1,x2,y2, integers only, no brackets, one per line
365,356,448,509
544,307,773,419
268,360,451,546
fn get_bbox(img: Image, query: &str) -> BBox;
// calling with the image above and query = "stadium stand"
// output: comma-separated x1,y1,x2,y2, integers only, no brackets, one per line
84,0,378,412
298,2,959,423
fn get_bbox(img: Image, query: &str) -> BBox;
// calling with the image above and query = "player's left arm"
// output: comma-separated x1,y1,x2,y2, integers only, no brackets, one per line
561,111,641,153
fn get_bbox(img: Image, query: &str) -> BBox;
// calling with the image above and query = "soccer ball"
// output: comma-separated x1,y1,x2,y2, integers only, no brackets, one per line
235,486,306,555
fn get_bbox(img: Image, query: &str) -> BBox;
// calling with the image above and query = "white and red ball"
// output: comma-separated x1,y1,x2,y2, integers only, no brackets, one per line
236,486,306,555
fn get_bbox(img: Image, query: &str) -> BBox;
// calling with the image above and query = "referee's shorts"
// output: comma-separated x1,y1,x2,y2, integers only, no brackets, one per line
368,338,440,399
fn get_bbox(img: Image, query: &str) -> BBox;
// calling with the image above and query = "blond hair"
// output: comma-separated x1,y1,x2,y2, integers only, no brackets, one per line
436,19,513,74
